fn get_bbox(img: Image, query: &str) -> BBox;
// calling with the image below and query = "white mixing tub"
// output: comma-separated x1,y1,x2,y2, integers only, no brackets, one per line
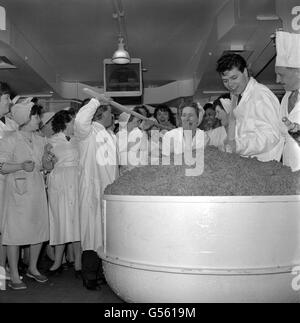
100,195,300,303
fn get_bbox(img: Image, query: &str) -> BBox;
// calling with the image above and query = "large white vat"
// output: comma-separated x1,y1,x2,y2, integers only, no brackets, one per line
100,195,300,303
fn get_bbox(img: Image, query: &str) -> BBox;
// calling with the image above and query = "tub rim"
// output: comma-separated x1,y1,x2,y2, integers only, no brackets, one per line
100,253,299,276
104,194,300,203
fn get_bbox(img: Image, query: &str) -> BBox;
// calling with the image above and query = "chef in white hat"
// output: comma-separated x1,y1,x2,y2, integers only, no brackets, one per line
275,30,300,171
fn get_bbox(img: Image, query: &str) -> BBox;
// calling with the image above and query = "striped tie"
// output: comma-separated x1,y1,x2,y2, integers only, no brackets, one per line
288,90,299,114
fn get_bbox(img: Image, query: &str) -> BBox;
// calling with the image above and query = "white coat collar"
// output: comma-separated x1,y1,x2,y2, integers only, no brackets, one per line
240,77,256,101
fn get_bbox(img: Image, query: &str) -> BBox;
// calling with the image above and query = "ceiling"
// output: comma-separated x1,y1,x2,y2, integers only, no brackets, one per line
0,0,284,104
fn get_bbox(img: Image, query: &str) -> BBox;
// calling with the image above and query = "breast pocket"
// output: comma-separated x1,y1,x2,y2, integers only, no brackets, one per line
13,175,28,195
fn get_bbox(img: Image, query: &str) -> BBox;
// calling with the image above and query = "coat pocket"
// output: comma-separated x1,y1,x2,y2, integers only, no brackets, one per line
14,176,28,195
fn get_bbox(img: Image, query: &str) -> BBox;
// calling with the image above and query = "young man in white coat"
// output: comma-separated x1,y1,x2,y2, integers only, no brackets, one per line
275,30,300,172
216,53,285,162
75,96,118,290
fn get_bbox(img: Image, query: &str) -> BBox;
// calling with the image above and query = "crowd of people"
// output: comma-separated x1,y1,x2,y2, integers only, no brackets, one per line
0,30,299,292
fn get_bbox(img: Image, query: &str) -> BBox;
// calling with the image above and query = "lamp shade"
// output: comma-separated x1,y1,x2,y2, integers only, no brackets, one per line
112,38,130,64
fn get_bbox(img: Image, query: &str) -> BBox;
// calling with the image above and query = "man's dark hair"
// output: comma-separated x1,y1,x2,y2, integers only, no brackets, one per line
92,104,110,122
216,53,247,75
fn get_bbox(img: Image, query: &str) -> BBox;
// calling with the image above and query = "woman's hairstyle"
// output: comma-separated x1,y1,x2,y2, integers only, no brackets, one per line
216,53,247,75
202,103,214,111
30,104,43,118
0,82,12,96
212,98,223,111
51,110,73,133
128,105,150,123
179,102,202,118
153,104,176,126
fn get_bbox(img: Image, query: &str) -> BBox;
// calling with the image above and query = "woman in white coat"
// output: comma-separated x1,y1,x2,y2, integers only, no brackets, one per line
47,110,81,275
0,82,18,277
0,102,55,290
206,97,231,151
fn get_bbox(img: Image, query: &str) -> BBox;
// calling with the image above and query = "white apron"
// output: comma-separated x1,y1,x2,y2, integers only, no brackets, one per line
281,90,300,172
47,133,80,245
0,131,49,245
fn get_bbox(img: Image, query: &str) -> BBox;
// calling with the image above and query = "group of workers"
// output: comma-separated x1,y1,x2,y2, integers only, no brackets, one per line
0,30,299,292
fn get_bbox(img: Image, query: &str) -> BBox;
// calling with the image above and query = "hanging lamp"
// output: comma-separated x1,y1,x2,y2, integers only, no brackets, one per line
112,37,130,64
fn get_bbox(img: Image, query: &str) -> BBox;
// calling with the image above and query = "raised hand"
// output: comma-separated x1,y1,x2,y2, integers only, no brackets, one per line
83,88,111,105
282,117,300,133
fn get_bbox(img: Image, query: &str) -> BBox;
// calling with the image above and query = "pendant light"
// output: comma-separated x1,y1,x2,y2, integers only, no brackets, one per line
112,37,130,64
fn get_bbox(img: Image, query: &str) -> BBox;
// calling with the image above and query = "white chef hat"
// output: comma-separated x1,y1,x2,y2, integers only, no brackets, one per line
275,31,300,68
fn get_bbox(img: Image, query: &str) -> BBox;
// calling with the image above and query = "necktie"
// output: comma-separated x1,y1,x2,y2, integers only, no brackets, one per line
237,94,242,104
288,90,299,114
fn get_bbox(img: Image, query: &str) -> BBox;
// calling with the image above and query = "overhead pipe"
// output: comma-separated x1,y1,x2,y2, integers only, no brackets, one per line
111,0,129,51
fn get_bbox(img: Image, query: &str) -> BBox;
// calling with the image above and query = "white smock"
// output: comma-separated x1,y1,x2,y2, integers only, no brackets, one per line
0,117,18,233
0,131,49,245
47,133,80,245
206,126,228,151
281,90,300,171
74,99,118,253
233,77,284,162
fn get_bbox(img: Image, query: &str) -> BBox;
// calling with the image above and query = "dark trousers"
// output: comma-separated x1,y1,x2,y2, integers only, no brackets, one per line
81,250,102,281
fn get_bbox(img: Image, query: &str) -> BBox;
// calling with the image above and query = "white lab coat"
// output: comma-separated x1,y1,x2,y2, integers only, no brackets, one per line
0,116,18,138
47,133,80,245
75,99,118,253
0,131,49,245
206,126,228,151
233,77,285,162
281,90,300,171
0,117,18,233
